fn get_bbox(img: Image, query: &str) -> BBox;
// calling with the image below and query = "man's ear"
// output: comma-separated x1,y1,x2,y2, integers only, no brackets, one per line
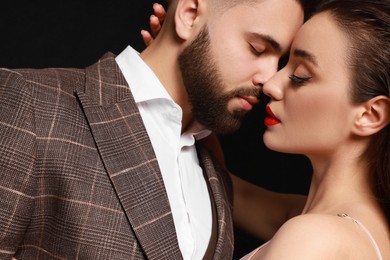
353,96,390,136
174,0,205,40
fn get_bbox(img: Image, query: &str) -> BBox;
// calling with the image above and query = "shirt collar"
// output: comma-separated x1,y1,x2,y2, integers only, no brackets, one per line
115,45,172,103
186,121,212,140
115,45,211,140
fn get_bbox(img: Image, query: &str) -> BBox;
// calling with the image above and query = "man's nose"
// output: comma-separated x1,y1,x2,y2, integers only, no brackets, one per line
252,59,278,87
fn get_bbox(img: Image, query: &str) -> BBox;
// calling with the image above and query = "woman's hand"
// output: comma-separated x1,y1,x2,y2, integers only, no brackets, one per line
141,3,167,46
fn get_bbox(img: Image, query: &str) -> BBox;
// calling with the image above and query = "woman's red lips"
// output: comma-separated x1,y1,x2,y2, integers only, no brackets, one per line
265,105,281,126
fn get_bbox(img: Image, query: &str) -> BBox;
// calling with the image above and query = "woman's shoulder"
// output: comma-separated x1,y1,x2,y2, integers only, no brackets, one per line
255,213,378,259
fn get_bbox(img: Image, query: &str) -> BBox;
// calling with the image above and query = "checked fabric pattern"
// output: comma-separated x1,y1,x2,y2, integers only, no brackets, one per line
0,53,233,260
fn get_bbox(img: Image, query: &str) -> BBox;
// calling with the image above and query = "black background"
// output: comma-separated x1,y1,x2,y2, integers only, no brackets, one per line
0,1,312,258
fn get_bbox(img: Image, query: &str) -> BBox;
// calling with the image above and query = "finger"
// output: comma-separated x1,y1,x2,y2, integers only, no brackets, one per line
153,3,167,24
141,30,154,46
150,15,162,37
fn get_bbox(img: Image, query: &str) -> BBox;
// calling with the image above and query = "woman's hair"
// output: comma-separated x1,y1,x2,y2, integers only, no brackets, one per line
315,0,390,221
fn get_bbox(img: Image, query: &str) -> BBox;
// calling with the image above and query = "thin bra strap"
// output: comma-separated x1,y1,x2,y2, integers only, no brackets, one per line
337,213,383,260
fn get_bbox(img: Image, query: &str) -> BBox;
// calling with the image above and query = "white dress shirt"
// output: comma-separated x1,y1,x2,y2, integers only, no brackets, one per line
116,46,213,260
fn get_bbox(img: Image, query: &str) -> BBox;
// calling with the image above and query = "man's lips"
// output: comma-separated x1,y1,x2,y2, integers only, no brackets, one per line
265,105,281,126
238,95,260,111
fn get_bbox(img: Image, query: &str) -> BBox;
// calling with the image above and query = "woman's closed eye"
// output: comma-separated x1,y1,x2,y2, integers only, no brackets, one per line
288,74,312,86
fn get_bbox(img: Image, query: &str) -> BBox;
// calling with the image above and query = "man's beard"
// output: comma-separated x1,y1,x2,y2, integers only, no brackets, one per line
178,26,261,134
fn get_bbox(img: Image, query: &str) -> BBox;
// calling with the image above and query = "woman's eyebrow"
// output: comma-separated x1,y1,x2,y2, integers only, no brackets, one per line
293,49,319,67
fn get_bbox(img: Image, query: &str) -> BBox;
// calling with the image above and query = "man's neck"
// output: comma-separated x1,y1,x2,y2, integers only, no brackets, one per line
140,38,193,132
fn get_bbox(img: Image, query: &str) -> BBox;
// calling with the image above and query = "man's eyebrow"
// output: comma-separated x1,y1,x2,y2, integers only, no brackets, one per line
294,49,319,66
250,33,282,53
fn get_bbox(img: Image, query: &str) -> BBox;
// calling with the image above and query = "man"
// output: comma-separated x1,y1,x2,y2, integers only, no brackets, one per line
0,0,304,259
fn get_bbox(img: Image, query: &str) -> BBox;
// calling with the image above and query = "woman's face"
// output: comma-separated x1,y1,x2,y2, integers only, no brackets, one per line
262,12,358,157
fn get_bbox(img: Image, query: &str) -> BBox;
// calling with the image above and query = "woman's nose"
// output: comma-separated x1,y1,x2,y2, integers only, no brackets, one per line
262,72,284,100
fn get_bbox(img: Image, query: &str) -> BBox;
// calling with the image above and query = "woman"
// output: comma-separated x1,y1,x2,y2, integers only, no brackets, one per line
242,0,390,258
145,0,390,259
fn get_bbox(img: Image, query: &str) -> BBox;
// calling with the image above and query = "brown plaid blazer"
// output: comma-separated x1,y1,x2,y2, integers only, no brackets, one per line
0,53,234,259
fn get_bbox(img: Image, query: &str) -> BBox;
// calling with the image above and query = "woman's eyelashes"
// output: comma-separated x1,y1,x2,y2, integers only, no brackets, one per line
288,74,312,86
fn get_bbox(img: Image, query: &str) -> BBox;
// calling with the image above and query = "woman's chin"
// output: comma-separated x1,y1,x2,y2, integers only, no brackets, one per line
263,134,293,154
263,135,281,152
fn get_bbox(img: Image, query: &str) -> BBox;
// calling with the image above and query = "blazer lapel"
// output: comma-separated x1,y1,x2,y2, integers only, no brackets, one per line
75,53,182,259
197,144,234,260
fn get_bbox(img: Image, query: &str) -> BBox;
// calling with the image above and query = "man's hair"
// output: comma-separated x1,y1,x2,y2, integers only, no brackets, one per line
209,0,318,21
168,0,318,21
